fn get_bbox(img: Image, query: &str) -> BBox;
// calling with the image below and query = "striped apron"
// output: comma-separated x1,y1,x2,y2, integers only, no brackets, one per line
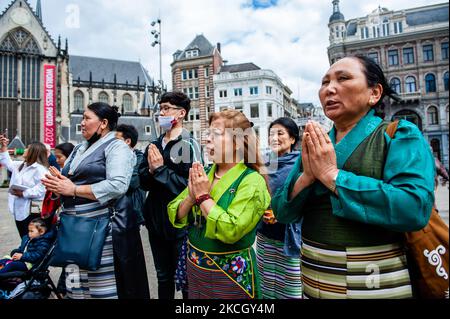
301,237,413,299
256,232,302,299
63,202,117,299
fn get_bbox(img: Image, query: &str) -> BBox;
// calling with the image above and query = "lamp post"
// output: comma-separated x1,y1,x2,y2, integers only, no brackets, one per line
150,18,163,97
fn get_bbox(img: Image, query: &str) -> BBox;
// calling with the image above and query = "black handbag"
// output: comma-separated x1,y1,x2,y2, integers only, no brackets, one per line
50,208,113,271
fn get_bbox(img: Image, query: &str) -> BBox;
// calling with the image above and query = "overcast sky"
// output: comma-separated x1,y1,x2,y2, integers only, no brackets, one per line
3,0,445,106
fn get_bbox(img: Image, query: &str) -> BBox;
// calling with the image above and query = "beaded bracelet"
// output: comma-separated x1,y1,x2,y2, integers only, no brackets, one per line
195,194,212,206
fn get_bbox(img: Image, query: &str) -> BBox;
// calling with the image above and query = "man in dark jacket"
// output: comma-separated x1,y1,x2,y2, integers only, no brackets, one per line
139,91,201,299
114,124,150,299
0,218,53,273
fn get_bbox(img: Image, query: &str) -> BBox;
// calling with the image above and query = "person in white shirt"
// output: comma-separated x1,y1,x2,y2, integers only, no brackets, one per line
0,136,48,238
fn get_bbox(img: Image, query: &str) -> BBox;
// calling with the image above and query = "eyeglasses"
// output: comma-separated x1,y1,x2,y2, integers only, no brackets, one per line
160,106,183,113
205,128,224,139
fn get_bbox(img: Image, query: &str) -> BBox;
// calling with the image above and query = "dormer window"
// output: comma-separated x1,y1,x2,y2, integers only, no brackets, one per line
185,50,199,58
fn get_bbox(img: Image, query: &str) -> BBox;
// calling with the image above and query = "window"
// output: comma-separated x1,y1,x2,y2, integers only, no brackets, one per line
182,69,198,80
145,125,152,135
425,74,436,93
393,21,403,34
372,27,379,38
403,47,414,64
444,72,449,91
220,106,228,112
441,42,449,60
123,94,133,112
249,86,258,95
194,87,199,99
266,86,272,94
183,87,198,100
98,91,109,104
360,27,369,39
390,78,401,94
423,44,434,62
234,104,243,112
185,50,199,58
219,90,227,98
405,76,416,93
74,90,84,111
388,49,399,66
267,103,273,117
204,68,209,78
382,20,389,36
427,106,439,125
368,52,379,64
205,85,210,98
76,124,82,134
234,88,242,96
250,104,259,118
335,26,339,38
189,108,200,121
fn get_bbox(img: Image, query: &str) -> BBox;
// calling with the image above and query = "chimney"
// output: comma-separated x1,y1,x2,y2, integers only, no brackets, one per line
217,42,221,53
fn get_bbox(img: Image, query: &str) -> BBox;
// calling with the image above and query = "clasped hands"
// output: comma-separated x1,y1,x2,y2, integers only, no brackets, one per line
147,144,164,174
41,166,76,197
186,162,211,205
301,121,339,191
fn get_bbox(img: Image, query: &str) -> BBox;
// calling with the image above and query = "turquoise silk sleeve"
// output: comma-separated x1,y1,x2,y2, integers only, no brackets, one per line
330,120,436,232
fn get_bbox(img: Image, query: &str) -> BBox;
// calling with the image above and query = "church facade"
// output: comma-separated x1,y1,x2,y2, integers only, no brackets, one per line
0,0,158,149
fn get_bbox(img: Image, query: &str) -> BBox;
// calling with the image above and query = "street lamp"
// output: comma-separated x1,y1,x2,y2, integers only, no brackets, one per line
150,18,163,98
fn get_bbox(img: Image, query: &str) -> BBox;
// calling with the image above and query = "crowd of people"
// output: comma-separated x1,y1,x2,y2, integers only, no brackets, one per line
0,55,443,299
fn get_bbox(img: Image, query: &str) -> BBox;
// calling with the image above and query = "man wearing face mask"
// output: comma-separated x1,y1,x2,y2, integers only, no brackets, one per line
139,91,202,299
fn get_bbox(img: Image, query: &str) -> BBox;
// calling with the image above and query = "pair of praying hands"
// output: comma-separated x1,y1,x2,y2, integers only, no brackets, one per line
41,166,76,197
301,121,339,189
147,144,164,174
187,162,211,204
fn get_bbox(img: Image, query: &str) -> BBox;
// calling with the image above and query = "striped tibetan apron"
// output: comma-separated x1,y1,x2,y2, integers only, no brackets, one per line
256,232,302,299
301,238,412,299
63,202,117,299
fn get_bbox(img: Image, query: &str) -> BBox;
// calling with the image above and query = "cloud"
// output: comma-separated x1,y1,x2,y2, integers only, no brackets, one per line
17,0,446,107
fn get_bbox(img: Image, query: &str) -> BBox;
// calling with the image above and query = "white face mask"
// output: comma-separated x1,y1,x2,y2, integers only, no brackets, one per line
159,116,178,131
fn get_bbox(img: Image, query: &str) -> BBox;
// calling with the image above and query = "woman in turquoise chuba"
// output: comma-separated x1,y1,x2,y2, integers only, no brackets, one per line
272,56,435,299
168,109,271,299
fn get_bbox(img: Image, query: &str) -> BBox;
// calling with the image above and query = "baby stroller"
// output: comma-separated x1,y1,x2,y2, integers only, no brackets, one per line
0,230,61,300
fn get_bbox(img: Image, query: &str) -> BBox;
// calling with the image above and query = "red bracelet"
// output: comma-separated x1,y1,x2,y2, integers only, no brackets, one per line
195,194,212,206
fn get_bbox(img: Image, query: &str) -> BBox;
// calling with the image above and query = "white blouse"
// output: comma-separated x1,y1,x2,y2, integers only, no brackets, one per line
0,152,48,221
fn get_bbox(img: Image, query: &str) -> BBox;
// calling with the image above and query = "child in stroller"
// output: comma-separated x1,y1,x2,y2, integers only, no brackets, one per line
0,218,59,299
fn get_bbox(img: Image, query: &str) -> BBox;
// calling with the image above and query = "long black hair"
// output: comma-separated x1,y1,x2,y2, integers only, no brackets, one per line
87,102,121,131
269,117,300,151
